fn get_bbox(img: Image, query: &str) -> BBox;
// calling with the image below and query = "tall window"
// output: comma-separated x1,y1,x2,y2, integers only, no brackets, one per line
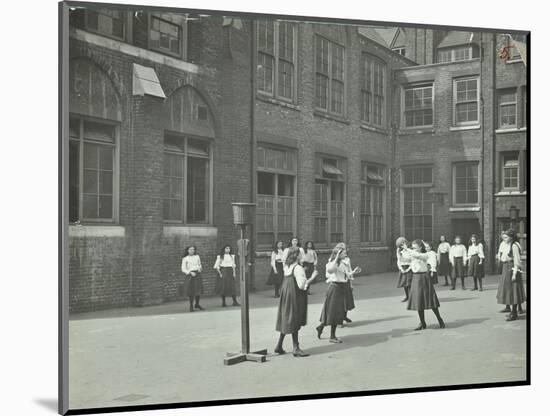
256,146,297,247
453,77,480,126
360,163,385,243
437,46,472,63
85,8,125,40
257,20,297,101
314,156,346,244
453,162,479,205
315,35,345,116
402,166,433,241
403,84,433,128
163,133,211,224
361,54,386,127
501,152,520,191
69,115,117,223
498,90,517,129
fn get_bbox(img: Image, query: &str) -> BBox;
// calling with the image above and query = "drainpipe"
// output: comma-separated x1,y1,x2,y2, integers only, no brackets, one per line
479,32,485,248
490,32,497,272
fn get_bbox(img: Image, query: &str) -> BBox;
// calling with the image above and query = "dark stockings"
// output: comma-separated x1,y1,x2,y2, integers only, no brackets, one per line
275,284,280,297
222,295,239,306
275,333,285,352
403,286,410,300
416,308,445,329
330,325,337,339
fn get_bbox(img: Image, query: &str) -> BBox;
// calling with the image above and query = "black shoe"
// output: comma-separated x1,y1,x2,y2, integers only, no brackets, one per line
316,325,323,339
293,348,310,357
479,287,483,292
414,323,426,331
450,287,456,291
500,307,512,313
329,337,342,344
506,314,518,321
274,347,286,355
471,287,478,291
232,301,240,307
189,306,194,312
401,297,409,302
438,319,446,329
462,286,466,290
344,317,352,323
195,305,204,311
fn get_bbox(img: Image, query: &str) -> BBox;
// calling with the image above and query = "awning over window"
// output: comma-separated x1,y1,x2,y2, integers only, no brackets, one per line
322,164,343,176
132,63,166,98
367,172,384,182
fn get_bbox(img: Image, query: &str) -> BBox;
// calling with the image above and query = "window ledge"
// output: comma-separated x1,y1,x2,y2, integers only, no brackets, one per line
506,59,524,64
398,128,435,135
163,226,217,238
449,125,480,131
359,246,390,252
69,224,125,237
313,110,350,125
256,94,300,111
495,127,527,134
449,206,481,212
360,124,388,134
494,191,527,196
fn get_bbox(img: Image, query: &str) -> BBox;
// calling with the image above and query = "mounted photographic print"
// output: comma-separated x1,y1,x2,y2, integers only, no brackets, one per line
59,1,530,414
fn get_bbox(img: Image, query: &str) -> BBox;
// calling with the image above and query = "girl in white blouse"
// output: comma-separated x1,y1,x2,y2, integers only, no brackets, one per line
268,241,286,298
425,241,438,285
302,241,318,295
496,229,526,321
437,235,452,286
449,236,468,290
214,245,240,307
181,246,204,312
467,234,485,291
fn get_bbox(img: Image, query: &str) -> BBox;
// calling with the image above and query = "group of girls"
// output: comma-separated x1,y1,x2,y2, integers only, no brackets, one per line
397,234,487,302
180,244,240,312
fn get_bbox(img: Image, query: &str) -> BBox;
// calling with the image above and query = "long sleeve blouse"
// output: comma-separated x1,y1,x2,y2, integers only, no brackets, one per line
302,249,318,265
270,249,285,270
214,254,236,270
449,244,467,266
467,243,485,260
181,255,202,275
426,251,437,272
406,250,429,273
437,241,451,263
499,242,522,272
325,257,353,283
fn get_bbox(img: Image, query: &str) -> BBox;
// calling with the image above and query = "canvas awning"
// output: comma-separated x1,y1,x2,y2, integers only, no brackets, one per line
132,63,166,98
323,164,343,176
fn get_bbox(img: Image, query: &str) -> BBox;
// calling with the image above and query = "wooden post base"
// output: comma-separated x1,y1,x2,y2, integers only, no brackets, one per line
224,349,268,366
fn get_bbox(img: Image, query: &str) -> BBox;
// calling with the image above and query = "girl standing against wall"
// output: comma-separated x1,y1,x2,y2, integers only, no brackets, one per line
214,245,240,307
302,241,318,295
449,236,468,290
467,234,485,291
181,245,204,312
268,241,285,298
437,235,452,286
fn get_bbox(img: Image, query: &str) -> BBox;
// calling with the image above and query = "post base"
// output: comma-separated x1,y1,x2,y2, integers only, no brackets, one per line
224,349,268,366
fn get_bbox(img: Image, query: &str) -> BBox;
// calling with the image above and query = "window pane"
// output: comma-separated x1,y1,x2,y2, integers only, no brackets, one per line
278,175,294,196
83,169,98,194
187,157,209,223
69,140,80,222
98,195,113,218
258,172,275,195
83,120,116,143
83,195,98,219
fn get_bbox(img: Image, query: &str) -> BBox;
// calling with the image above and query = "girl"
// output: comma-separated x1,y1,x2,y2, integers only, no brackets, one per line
274,246,310,357
467,234,485,291
268,241,285,298
316,243,361,343
302,241,318,295
437,235,452,286
425,241,438,285
396,237,412,302
496,229,526,321
214,245,240,307
449,236,467,290
181,246,204,312
495,231,523,314
403,240,445,330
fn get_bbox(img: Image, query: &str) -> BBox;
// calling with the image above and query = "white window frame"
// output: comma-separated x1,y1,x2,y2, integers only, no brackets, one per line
498,90,518,129
501,152,520,191
453,76,480,127
402,83,434,129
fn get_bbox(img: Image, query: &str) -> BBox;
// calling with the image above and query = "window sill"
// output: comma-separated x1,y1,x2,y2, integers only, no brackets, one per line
313,110,350,125
506,59,524,64
359,245,390,252
449,206,481,212
449,124,480,131
398,127,435,135
494,191,527,196
163,225,217,238
69,224,125,237
256,94,300,111
495,127,527,134
360,124,388,134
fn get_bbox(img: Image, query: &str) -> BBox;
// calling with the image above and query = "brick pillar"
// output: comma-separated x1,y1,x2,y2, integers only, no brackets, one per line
130,94,165,306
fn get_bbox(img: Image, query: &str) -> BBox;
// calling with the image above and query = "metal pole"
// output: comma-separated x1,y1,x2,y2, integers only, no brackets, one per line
239,226,250,354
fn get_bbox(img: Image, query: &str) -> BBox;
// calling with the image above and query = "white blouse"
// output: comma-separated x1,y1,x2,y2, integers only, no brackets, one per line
498,242,522,271
302,249,318,265
437,241,451,263
325,257,353,283
397,249,411,267
449,244,467,265
214,254,236,269
271,249,285,269
427,251,437,272
284,263,307,290
181,255,202,275
467,243,485,260
407,251,429,273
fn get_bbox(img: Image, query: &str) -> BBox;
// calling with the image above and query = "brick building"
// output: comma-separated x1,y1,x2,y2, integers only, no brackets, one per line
65,4,528,312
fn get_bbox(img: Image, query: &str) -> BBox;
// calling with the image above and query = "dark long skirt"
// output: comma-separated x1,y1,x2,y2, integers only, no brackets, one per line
496,261,526,305
451,258,465,279
438,252,451,276
407,272,440,311
267,261,284,287
319,282,346,326
303,262,315,280
183,272,203,297
396,265,412,288
344,280,355,311
218,267,236,297
468,254,485,279
276,275,308,334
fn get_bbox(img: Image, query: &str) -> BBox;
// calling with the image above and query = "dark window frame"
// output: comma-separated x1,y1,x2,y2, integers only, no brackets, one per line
314,35,346,117
360,162,386,244
452,162,480,206
401,166,434,242
402,83,434,128
361,53,386,127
